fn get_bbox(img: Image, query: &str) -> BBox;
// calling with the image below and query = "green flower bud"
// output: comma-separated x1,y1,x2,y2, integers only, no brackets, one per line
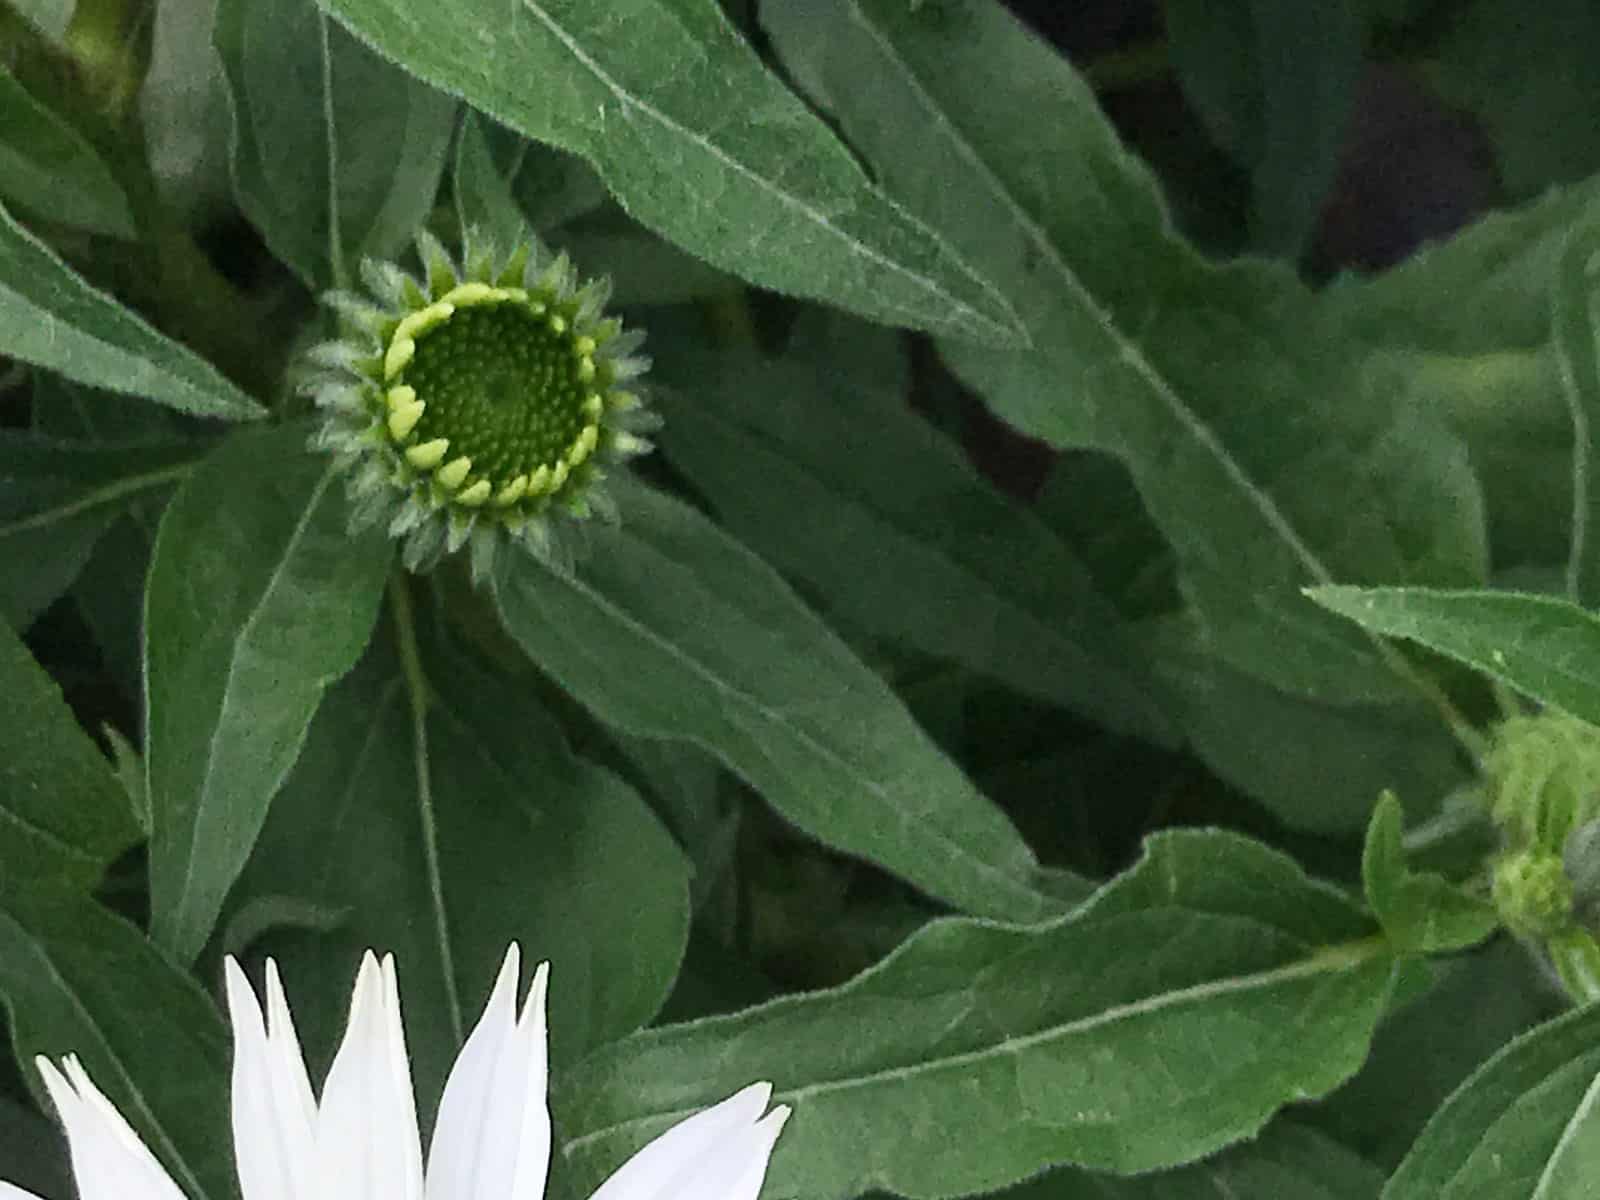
1491,848,1574,939
1485,712,1600,854
303,227,657,577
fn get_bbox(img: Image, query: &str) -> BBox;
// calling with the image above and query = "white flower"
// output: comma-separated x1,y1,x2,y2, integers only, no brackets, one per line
25,947,790,1200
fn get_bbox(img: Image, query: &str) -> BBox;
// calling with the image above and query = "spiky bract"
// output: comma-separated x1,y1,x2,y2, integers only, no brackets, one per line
305,228,655,577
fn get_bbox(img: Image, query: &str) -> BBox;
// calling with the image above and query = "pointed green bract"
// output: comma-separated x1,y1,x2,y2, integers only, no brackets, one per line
306,228,655,575
1362,793,1498,955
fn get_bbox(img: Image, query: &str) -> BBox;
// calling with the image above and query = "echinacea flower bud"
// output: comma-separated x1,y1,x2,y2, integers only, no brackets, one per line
305,227,657,577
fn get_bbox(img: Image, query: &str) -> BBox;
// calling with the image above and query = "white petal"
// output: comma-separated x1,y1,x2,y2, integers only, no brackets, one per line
0,1182,48,1200
225,959,317,1200
588,1084,778,1200
426,949,550,1200
691,1107,791,1200
317,953,424,1200
36,1056,187,1200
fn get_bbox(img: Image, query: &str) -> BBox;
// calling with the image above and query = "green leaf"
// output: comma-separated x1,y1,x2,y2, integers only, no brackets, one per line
1361,793,1498,955
0,1093,72,1200
1,378,199,628
556,830,1394,1196
1322,176,1600,358
232,598,689,1107
1384,1003,1600,1199
0,199,264,420
556,229,739,307
1426,0,1600,202
654,354,1176,745
313,0,1025,345
6,0,72,41
1556,227,1600,605
759,0,1457,707
453,111,531,256
0,65,135,237
144,423,391,964
215,0,455,289
1148,622,1469,835
0,614,139,885
139,0,232,220
0,887,232,1200
1309,586,1600,726
0,617,231,1200
1003,1122,1384,1198
1318,940,1557,1169
1318,181,1600,577
493,477,1058,925
1165,0,1360,254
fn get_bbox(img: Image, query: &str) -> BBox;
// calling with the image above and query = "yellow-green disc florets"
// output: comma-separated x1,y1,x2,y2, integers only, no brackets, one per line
304,227,656,576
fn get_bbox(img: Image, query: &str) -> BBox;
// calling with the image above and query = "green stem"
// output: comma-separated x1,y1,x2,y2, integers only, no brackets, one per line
389,573,464,1040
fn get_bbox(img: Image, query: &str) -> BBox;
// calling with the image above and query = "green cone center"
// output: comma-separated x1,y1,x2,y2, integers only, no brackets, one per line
401,302,589,483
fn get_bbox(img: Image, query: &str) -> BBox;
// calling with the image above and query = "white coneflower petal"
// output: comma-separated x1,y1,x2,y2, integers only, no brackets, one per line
35,1056,187,1200
588,1082,783,1200
317,952,424,1200
224,959,317,1200
695,1106,792,1200
427,947,551,1200
18,948,789,1200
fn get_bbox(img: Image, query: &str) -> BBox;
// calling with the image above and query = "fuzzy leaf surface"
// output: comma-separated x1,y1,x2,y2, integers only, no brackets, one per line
1361,793,1498,955
1009,1123,1384,1198
760,0,1475,707
655,354,1175,744
0,65,135,237
144,423,391,963
0,199,262,420
1384,1003,1600,1198
214,0,455,288
231,615,689,1108
0,888,232,1200
313,0,1025,344
0,616,138,885
1310,586,1600,726
0,637,230,1200
493,478,1058,925
556,830,1395,1197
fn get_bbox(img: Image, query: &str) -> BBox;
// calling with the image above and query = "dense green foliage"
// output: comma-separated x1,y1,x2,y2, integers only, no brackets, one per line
3,1,1600,1197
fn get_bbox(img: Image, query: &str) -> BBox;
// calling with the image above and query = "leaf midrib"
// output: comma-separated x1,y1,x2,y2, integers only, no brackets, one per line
163,464,341,947
836,1,1338,588
560,933,1388,1155
502,555,1051,923
509,0,1016,341
670,396,1162,707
